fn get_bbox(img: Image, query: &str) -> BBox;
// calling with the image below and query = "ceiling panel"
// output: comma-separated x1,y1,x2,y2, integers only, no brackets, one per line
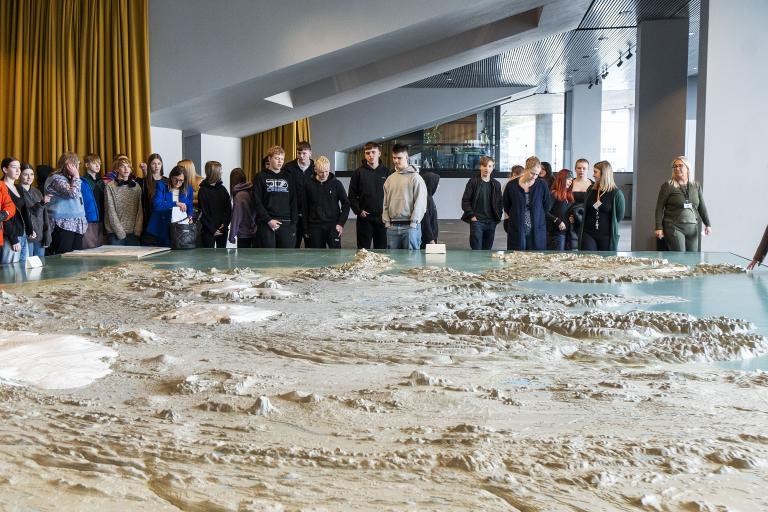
407,0,699,93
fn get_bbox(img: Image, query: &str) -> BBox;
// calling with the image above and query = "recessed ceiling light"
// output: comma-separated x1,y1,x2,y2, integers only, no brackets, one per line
598,36,608,41
689,32,695,36
582,55,589,59
619,10,632,15
593,46,599,50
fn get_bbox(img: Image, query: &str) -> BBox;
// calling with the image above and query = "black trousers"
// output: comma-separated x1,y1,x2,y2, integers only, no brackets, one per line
295,215,305,248
236,237,254,248
256,221,295,248
201,229,228,248
306,223,341,249
48,226,84,255
581,230,612,251
356,215,387,249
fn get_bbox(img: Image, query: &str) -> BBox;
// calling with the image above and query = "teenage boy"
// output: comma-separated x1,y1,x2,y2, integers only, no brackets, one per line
382,144,427,250
348,142,390,249
81,153,104,248
283,141,314,247
252,145,298,248
302,156,350,248
461,156,503,250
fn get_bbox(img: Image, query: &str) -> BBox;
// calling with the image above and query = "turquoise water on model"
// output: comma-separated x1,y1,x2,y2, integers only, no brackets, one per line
1,249,765,370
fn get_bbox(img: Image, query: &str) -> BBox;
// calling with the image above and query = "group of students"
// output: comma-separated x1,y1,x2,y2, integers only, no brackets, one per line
0,142,716,261
462,154,713,253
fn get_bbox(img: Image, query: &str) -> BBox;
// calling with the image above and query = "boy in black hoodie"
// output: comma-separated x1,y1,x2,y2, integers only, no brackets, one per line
348,141,390,249
282,141,315,248
302,156,350,248
253,146,298,248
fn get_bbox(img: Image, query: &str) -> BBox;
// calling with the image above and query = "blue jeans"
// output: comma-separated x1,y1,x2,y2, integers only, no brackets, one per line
27,240,46,260
2,234,28,264
469,220,496,250
387,223,421,250
109,233,140,246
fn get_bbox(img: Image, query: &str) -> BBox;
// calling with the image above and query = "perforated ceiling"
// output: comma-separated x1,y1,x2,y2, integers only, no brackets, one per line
407,0,699,92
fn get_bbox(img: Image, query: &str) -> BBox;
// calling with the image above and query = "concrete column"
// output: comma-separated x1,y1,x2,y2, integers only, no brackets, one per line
696,0,768,257
564,83,601,170
631,19,688,251
535,114,553,163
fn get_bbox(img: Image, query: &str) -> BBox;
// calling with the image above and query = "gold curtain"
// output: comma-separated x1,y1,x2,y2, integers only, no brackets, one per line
0,0,151,174
241,119,311,181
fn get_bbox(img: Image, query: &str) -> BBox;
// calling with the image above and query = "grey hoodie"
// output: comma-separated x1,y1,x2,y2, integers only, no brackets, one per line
382,165,427,228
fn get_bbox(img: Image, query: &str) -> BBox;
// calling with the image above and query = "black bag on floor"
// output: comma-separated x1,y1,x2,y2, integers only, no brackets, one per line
171,221,198,249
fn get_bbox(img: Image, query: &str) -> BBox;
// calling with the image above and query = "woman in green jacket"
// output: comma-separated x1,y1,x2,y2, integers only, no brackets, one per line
578,160,625,251
654,156,712,252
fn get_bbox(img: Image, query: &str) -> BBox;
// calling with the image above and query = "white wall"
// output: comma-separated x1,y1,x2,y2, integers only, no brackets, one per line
696,0,768,257
149,126,183,166
199,134,242,192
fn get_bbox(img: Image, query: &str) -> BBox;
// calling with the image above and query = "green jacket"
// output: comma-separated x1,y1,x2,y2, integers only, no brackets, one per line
655,181,710,228
578,186,625,251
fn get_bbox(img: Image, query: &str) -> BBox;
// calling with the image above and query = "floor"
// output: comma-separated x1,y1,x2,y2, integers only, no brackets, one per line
340,219,633,251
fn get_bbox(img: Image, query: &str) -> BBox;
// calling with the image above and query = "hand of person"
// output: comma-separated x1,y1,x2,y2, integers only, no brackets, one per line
336,224,343,235
43,194,52,204
655,229,664,239
359,210,369,218
704,226,712,236
470,216,478,222
66,162,79,177
12,242,20,252
747,259,759,270
176,202,187,213
558,222,566,231
569,215,575,224
214,230,222,236
29,231,37,240
268,219,282,231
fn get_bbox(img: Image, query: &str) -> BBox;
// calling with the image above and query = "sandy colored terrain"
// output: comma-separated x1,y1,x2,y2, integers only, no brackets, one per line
0,250,765,511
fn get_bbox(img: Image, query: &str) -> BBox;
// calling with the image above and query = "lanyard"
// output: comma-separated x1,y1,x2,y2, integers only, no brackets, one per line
681,182,691,202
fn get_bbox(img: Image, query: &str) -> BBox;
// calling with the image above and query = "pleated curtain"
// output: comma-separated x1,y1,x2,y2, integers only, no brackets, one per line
0,0,151,174
241,119,311,181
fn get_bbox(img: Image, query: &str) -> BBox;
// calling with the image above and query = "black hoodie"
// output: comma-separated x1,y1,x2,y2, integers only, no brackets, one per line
198,180,232,235
302,173,350,230
348,161,390,216
283,159,314,214
420,171,440,245
253,169,298,223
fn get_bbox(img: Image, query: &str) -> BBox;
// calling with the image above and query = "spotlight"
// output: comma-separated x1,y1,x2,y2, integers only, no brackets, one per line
617,50,624,67
626,46,633,60
588,82,593,90
595,77,600,86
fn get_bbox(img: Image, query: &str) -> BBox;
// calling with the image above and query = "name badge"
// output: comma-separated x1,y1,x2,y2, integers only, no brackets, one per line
683,202,693,209
593,200,602,209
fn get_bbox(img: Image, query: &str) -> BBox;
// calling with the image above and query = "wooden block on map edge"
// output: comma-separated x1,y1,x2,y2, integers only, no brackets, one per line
425,244,446,254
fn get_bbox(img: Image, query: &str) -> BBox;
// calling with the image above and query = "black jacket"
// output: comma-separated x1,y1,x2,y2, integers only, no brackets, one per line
282,159,314,213
198,180,232,235
4,187,33,245
503,178,552,250
348,161,390,216
302,173,350,230
22,185,51,247
461,176,503,223
421,171,440,246
252,169,298,224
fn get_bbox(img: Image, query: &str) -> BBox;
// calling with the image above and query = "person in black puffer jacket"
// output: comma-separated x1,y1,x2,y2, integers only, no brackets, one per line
302,156,350,248
198,161,232,248
420,170,440,248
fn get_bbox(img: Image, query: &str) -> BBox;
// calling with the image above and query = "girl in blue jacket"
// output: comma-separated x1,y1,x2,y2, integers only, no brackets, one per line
145,166,193,247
